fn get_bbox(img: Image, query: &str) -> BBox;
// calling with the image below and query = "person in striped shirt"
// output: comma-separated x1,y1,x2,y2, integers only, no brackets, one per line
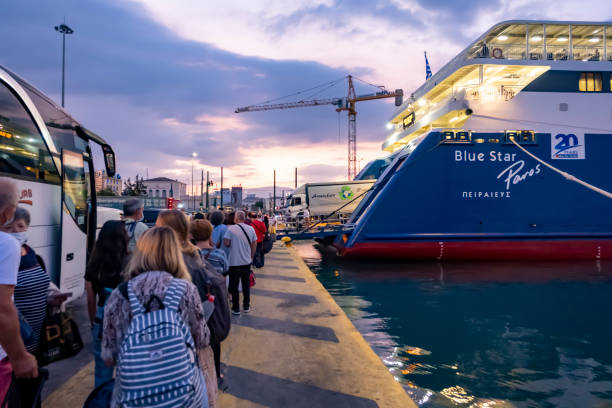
1,207,68,355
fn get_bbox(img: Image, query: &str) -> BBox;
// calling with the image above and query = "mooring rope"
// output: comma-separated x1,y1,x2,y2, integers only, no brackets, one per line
510,138,612,200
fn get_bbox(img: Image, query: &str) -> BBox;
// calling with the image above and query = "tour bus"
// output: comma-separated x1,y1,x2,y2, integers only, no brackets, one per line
0,65,116,300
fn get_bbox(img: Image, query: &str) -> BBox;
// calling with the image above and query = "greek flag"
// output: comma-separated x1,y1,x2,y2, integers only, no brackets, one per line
425,51,432,80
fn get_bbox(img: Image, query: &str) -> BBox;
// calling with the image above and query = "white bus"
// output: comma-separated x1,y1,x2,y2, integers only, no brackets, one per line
0,65,116,300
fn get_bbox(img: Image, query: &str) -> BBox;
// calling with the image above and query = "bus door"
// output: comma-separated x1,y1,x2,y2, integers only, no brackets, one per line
59,149,89,299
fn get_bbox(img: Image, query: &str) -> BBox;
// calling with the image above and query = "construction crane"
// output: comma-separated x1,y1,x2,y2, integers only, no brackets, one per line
235,75,403,180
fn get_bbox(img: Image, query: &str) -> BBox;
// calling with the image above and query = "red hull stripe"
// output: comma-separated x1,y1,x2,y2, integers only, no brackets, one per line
339,240,612,261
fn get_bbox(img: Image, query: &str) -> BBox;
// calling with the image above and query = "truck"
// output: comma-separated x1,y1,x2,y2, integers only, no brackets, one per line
283,180,375,220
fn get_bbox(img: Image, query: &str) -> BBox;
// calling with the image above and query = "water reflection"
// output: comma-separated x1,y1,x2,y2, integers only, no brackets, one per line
294,242,612,407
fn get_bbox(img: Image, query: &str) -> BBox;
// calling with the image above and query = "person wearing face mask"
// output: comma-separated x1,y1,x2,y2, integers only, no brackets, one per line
121,198,148,254
0,180,38,401
0,207,68,358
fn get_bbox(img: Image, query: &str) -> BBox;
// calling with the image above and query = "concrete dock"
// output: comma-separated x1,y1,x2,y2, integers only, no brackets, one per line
44,244,415,407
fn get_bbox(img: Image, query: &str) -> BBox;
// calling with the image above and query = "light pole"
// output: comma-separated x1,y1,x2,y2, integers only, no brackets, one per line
54,22,74,108
220,166,224,209
205,171,210,211
191,152,197,211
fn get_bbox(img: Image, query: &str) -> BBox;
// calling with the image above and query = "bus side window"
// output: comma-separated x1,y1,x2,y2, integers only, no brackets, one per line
0,81,59,183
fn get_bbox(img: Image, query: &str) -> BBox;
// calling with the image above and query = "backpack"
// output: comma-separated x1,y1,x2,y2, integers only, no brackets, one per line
83,378,114,408
192,258,231,346
123,220,138,240
201,248,228,276
117,278,207,408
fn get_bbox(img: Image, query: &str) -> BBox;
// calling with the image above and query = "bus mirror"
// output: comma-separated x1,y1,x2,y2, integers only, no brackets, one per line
101,144,116,177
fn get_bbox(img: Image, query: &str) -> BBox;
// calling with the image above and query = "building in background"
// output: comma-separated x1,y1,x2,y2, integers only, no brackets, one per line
211,188,231,208
231,185,243,208
243,193,268,211
144,177,186,199
94,170,122,195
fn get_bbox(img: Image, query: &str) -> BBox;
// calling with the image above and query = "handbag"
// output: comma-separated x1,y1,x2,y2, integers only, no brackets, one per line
2,368,49,408
262,233,273,254
17,311,36,351
37,312,84,366
250,271,256,287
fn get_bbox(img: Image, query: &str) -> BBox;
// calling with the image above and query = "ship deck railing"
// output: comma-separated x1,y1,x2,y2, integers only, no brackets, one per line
275,214,348,241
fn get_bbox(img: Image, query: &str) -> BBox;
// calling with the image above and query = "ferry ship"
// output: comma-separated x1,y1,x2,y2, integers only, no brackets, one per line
335,20,612,260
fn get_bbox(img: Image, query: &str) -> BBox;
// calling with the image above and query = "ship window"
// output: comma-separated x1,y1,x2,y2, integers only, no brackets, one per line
546,25,570,61
607,26,612,61
578,73,602,92
528,24,544,60
469,23,527,60
571,25,603,61
402,112,415,129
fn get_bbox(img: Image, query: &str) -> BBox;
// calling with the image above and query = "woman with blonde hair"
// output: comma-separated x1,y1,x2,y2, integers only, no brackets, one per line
101,226,210,407
156,210,218,405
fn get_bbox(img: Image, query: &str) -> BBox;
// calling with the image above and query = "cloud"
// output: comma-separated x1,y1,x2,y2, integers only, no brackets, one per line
195,114,252,132
2,0,611,190
132,0,612,92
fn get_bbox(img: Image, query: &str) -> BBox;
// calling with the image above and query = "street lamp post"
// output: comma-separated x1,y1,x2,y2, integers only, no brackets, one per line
54,22,74,108
220,166,224,209
191,152,197,211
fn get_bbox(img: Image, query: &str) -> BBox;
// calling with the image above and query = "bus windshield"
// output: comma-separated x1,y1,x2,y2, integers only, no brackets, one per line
15,76,88,155
0,79,60,183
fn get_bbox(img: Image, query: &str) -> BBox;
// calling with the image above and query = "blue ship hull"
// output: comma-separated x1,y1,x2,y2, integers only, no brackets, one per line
335,131,612,260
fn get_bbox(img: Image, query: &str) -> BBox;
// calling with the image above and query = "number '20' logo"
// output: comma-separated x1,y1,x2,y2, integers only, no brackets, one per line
554,134,580,154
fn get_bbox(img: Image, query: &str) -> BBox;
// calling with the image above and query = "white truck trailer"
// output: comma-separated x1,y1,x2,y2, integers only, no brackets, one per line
283,180,375,220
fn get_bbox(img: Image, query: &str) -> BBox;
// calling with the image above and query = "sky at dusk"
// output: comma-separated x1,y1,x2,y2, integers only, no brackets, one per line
2,0,611,194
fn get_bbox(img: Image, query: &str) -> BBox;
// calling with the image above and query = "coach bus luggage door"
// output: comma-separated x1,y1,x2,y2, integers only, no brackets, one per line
59,149,89,300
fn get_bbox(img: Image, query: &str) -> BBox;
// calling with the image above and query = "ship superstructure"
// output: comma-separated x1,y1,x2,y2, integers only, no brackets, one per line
336,21,612,260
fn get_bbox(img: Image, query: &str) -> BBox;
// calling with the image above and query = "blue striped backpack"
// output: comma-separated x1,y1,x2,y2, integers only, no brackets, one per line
117,278,207,407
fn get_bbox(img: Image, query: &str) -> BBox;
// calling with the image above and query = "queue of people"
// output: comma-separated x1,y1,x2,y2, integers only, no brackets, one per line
91,207,271,406
0,177,273,407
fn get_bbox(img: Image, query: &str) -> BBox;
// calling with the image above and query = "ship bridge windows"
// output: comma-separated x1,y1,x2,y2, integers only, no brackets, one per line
572,25,604,61
528,24,545,60
579,72,602,92
468,23,610,62
608,29,612,61
469,23,527,60
545,25,570,60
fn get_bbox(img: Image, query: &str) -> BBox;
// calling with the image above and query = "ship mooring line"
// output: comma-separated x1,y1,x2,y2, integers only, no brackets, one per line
510,138,612,200
471,114,612,133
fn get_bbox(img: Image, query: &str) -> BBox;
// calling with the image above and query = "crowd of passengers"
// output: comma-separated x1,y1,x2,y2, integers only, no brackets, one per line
0,178,275,407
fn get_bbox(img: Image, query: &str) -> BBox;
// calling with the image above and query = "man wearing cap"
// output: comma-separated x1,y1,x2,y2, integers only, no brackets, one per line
122,198,148,253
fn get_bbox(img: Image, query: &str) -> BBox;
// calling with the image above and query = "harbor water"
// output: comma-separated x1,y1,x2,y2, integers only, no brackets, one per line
294,242,612,407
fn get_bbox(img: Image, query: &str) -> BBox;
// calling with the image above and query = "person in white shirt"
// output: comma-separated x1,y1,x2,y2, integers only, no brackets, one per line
122,198,149,253
223,211,256,316
0,179,38,400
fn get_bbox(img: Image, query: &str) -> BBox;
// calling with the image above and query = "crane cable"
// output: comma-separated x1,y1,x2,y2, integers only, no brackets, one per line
352,75,386,91
509,138,612,200
252,76,347,106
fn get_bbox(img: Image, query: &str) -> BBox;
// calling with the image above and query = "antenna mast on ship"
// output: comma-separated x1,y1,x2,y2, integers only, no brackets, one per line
235,75,403,180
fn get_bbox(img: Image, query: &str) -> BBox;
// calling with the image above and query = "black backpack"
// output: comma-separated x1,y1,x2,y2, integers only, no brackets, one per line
192,259,231,346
